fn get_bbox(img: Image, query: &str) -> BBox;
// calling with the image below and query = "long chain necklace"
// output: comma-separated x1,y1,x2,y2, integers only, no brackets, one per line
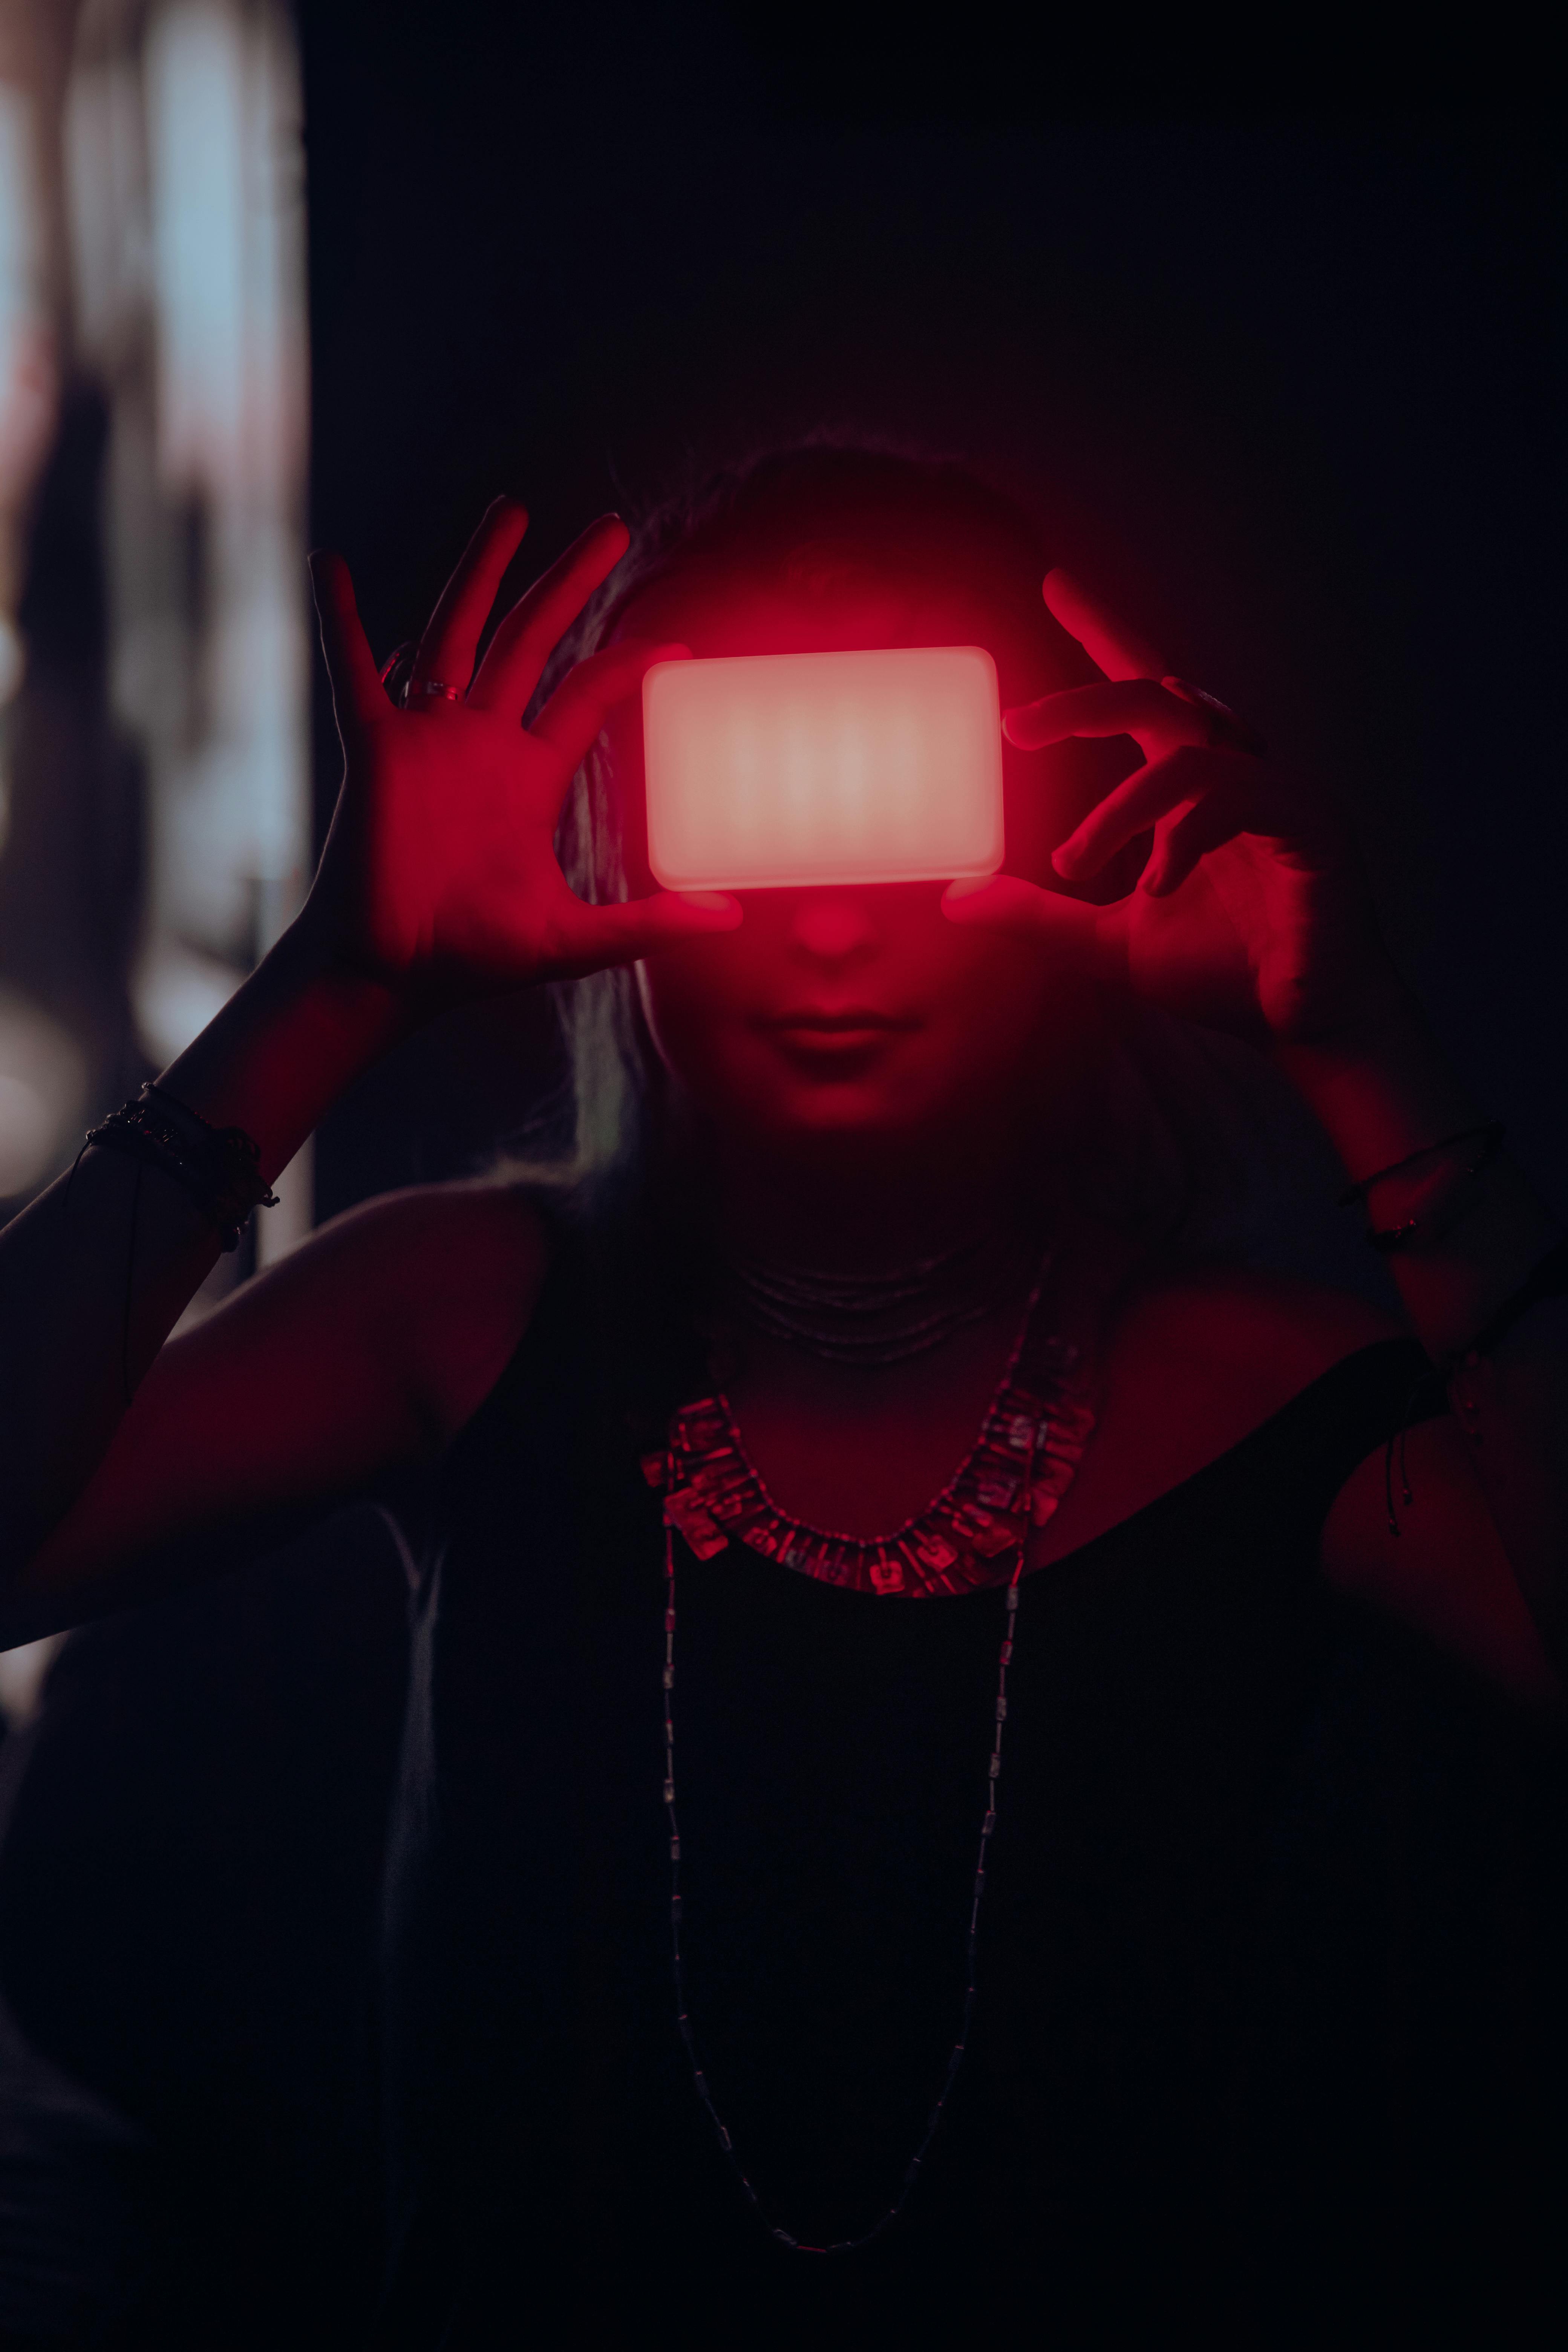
643,1280,1097,2253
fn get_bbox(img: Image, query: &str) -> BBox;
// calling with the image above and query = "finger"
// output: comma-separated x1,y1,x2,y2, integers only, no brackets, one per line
467,514,632,717
1004,680,1205,753
1162,677,1268,760
1141,779,1266,897
409,496,531,697
528,639,689,778
556,890,742,974
309,551,386,745
1041,568,1169,683
1052,743,1226,881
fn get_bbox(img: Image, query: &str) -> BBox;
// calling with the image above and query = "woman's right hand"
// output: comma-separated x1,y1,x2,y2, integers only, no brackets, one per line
305,498,740,1012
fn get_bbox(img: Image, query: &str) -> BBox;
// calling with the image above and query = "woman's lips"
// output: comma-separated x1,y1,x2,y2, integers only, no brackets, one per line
767,1009,914,1030
759,1009,920,1057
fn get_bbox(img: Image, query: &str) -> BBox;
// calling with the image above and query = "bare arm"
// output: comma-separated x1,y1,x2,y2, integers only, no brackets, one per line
1280,986,1567,1677
0,926,405,1582
955,567,1566,1683
1,1180,547,1646
0,498,736,1615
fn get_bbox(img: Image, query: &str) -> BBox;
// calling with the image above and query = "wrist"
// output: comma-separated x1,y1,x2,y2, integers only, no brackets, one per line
1270,979,1476,1185
1275,980,1562,1357
156,916,410,1176
266,909,417,1052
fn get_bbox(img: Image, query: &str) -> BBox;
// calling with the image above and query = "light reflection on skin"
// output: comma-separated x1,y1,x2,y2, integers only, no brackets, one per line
602,573,1114,1224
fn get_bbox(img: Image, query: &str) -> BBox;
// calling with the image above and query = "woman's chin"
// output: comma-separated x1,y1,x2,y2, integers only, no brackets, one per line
720,1071,975,1157
676,1026,1027,1158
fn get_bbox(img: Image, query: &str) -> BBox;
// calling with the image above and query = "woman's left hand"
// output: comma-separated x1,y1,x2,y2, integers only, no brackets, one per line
943,569,1395,1047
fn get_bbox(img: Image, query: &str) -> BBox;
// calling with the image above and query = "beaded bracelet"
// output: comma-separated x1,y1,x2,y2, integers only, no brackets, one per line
1339,1121,1505,1254
85,1083,278,1253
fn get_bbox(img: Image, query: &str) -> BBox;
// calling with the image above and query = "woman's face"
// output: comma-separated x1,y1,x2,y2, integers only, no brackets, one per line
606,550,1099,1168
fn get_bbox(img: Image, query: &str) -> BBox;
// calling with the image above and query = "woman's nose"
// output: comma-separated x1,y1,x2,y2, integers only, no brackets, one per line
789,893,879,966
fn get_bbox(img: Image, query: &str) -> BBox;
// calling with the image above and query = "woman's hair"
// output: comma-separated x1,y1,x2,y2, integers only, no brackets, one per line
508,438,1263,1315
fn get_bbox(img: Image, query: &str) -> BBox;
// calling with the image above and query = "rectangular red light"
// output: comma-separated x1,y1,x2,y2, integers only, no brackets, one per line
642,646,1005,892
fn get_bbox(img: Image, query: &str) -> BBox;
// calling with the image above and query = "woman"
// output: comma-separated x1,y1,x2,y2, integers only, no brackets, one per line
1,446,1562,2341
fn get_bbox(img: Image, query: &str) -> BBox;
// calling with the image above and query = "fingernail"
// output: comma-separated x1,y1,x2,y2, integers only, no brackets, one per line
1051,842,1082,877
679,891,741,920
943,875,997,902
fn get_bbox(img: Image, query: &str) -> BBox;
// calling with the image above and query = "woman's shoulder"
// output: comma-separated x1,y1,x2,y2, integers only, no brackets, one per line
317,1173,550,1304
1095,1259,1556,1700
317,1175,552,1447
1115,1258,1403,1402
1073,1259,1407,1536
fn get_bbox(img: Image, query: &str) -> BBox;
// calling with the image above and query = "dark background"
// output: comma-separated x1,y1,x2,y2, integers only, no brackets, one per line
1,8,1563,2343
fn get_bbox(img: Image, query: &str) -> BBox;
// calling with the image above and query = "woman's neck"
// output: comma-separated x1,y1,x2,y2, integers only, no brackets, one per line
713,1121,1035,1282
701,1123,1050,1435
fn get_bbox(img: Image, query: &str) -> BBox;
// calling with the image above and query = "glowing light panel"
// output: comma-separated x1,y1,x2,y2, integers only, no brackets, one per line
643,646,1004,891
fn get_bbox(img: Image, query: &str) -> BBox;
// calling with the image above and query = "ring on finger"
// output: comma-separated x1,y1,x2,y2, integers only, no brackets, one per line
410,677,463,704
1162,676,1267,759
378,641,418,707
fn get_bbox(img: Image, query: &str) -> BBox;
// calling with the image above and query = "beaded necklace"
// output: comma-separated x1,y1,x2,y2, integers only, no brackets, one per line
642,1278,1096,2252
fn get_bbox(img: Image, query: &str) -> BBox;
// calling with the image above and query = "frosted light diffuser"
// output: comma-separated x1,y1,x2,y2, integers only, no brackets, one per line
642,646,1005,892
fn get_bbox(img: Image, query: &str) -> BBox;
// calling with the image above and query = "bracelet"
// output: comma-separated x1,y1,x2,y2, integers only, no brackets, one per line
1380,1230,1568,1534
1441,1232,1568,1377
1339,1121,1505,1254
1339,1121,1503,1206
85,1083,279,1253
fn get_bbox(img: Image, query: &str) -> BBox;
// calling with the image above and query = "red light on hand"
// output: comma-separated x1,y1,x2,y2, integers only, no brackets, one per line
642,646,1005,892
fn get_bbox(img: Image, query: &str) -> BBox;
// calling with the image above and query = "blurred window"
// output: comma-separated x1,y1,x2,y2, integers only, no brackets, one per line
64,0,310,1253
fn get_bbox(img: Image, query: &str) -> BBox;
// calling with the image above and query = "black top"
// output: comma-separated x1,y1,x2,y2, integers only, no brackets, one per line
378,1257,1459,2346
